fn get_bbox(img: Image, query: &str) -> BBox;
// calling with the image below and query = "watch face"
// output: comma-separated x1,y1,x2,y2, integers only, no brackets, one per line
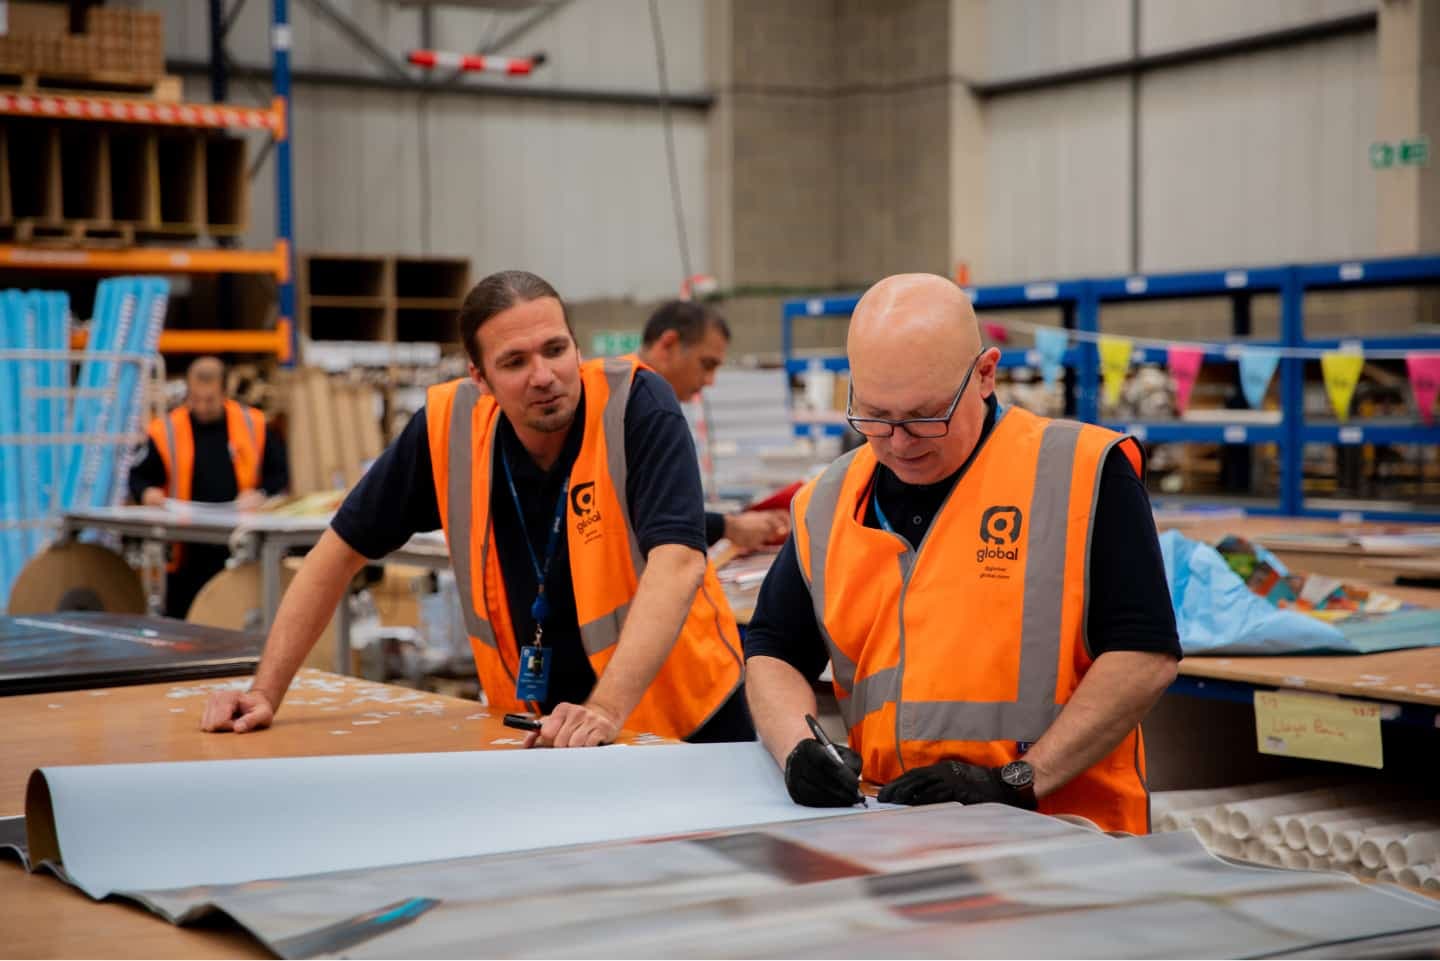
1000,760,1033,789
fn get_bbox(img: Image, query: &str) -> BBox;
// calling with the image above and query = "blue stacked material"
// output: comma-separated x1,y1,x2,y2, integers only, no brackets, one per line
0,279,166,605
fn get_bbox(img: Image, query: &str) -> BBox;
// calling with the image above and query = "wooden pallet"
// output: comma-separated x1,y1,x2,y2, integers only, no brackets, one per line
0,72,180,102
2,219,136,248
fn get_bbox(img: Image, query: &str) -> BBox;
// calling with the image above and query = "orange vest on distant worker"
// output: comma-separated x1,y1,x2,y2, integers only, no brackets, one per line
791,405,1152,834
147,400,266,573
424,357,743,739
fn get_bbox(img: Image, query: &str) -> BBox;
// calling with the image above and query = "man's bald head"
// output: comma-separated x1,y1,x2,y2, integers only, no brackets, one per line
848,273,980,405
845,273,997,485
185,356,226,424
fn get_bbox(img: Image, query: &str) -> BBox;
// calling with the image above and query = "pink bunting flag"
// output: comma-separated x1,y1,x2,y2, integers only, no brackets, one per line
1407,353,1440,426
1167,346,1204,415
983,322,1008,345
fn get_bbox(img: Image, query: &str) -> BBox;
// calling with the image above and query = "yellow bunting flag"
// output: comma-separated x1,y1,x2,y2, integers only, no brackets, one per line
1320,351,1365,422
1098,336,1133,407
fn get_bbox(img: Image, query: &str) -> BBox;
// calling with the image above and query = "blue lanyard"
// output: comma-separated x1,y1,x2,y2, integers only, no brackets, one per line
499,442,568,644
871,485,896,534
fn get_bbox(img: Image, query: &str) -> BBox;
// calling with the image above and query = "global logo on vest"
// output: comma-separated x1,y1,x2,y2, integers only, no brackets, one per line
571,481,596,516
976,505,1023,563
572,480,604,543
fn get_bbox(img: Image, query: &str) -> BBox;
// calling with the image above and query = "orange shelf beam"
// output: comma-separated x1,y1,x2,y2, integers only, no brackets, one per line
0,242,289,280
0,92,281,132
71,319,293,363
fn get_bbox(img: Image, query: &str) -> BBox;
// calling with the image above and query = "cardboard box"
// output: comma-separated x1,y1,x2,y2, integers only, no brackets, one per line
5,2,69,38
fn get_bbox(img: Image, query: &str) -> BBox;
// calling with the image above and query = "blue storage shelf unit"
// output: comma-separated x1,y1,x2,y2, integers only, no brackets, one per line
781,253,1440,520
1092,264,1296,516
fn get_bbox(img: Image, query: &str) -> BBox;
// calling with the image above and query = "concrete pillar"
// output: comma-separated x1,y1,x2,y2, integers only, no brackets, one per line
949,0,986,283
1376,0,1440,254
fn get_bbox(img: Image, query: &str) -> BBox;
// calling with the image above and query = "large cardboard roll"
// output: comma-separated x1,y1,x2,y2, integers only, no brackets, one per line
7,543,146,615
187,561,335,670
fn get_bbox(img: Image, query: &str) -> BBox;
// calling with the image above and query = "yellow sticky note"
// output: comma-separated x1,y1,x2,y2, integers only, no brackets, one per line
1321,351,1364,423
1254,690,1382,769
1099,336,1133,407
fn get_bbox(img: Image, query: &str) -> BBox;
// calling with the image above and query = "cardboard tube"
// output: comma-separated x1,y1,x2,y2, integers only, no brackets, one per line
1278,846,1309,870
1211,833,1243,858
1320,816,1436,861
1242,838,1268,863
1356,821,1440,869
1396,864,1434,888
1225,788,1372,841
1282,805,1395,851
1384,830,1440,871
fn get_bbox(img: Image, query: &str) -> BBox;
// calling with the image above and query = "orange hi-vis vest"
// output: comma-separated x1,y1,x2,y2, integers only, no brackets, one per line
147,400,266,574
424,357,744,739
791,405,1151,834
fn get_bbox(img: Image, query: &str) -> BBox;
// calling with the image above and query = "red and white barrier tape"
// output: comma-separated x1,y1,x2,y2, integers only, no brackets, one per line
407,50,546,76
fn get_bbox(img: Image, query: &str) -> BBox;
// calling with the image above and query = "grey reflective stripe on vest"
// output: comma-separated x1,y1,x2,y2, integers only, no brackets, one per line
576,360,645,658
798,449,860,699
238,405,259,450
238,406,260,488
806,420,1085,744
162,415,179,497
444,381,498,650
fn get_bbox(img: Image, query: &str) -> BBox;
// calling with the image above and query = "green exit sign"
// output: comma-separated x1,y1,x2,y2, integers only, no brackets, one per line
591,330,641,356
1371,137,1429,169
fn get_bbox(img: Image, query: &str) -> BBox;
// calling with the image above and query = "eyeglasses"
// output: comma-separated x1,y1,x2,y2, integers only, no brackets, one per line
845,352,983,438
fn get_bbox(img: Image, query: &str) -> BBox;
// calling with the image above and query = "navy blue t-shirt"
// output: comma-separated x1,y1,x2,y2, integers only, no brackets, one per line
332,370,709,712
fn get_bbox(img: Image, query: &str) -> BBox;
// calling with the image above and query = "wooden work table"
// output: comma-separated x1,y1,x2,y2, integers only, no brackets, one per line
0,670,567,959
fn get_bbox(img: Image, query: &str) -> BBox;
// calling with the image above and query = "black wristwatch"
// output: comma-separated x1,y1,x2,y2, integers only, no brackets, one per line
998,759,1038,810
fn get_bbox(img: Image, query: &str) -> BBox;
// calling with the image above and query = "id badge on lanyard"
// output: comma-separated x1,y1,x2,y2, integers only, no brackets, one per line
501,443,568,706
516,591,554,702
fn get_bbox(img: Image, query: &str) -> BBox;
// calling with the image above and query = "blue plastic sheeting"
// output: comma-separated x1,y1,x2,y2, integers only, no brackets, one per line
0,280,166,604
1160,530,1440,656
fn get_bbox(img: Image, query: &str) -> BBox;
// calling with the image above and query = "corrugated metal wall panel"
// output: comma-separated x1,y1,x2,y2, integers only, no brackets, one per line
984,0,1131,81
1140,0,1375,55
984,78,1132,282
1139,32,1377,272
162,1,709,301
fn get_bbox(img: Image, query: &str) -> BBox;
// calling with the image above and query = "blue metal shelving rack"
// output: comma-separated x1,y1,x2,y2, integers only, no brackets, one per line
271,0,297,366
781,253,1440,521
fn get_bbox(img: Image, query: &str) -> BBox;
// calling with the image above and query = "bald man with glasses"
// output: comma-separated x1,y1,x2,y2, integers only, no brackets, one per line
743,273,1180,833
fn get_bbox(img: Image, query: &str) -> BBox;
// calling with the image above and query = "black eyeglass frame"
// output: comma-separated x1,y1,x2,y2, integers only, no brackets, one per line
845,351,984,439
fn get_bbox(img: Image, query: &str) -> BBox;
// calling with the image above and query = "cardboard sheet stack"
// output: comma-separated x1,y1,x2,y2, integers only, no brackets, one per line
273,369,385,496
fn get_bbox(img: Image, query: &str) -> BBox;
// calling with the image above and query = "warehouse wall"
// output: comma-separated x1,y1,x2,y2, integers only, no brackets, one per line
151,0,710,301
978,0,1382,283
984,78,1132,281
1140,31,1377,272
984,0,1130,79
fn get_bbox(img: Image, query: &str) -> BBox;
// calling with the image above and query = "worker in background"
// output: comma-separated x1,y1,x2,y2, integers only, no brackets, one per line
636,300,789,551
129,355,288,619
202,270,752,747
744,274,1180,833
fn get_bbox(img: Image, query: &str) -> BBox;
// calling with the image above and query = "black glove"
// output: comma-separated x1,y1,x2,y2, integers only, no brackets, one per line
784,738,864,807
876,760,1036,809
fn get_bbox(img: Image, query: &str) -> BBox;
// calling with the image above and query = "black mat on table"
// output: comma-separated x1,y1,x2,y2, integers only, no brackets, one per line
0,613,260,696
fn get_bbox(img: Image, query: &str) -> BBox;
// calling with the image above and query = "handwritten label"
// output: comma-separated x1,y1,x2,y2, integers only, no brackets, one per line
1224,270,1249,289
1223,425,1248,443
1255,690,1382,768
1025,282,1059,301
1339,263,1364,282
1126,277,1148,295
